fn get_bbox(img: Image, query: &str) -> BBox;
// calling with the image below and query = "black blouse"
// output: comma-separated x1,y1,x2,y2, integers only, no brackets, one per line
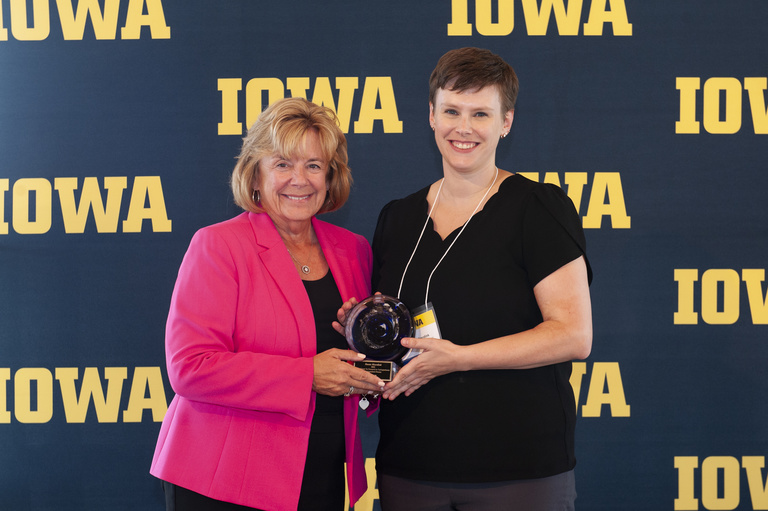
372,174,591,483
303,271,347,415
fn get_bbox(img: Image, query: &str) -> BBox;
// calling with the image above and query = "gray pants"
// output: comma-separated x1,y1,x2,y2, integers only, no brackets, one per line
378,470,576,511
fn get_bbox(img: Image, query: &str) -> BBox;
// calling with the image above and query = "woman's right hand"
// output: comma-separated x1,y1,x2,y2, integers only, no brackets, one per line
312,348,386,397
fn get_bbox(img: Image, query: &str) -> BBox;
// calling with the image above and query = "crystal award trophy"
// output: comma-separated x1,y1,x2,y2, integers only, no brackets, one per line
345,294,414,381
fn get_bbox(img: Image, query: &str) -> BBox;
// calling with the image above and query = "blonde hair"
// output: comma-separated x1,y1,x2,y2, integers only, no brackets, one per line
231,97,352,214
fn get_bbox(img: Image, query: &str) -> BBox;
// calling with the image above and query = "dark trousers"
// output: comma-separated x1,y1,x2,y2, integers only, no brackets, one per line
378,470,577,511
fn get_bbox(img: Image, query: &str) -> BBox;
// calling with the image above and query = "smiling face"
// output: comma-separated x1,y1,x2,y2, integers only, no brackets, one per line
254,129,329,232
429,85,514,176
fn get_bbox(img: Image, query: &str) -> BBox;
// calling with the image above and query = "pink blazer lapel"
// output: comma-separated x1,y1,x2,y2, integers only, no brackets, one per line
314,218,348,298
248,213,317,357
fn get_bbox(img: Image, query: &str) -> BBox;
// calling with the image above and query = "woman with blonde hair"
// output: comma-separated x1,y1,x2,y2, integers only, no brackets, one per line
151,97,384,511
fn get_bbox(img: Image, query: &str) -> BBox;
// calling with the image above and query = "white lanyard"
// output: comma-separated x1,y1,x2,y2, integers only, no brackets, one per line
397,167,499,307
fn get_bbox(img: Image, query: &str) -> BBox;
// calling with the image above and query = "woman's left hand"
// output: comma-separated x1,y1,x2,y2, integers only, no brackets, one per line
381,336,463,400
331,296,360,336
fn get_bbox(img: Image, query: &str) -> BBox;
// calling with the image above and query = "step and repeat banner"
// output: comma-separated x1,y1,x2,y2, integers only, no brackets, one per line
2,1,767,510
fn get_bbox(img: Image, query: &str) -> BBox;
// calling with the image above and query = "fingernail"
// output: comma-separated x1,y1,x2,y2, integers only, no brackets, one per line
357,353,366,359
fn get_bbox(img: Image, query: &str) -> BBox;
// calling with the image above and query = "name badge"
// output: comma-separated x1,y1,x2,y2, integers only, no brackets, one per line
400,302,442,365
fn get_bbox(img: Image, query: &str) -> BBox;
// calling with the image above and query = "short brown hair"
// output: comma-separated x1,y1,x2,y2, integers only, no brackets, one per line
429,47,519,114
231,97,352,214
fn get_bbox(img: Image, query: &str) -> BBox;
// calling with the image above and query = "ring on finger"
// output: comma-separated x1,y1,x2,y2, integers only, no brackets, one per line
344,386,354,397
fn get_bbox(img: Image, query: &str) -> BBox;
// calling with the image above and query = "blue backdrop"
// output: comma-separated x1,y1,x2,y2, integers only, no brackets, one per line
2,1,767,510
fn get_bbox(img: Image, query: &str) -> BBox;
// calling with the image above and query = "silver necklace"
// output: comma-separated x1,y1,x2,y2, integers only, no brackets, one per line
287,248,311,275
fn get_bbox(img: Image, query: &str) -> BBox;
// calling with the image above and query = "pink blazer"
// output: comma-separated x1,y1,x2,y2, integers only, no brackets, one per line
150,212,372,511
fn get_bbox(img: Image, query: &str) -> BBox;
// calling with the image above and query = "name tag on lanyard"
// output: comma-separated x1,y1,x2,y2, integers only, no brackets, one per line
401,302,442,365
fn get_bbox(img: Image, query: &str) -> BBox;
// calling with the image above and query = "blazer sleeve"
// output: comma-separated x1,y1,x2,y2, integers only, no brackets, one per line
164,226,314,421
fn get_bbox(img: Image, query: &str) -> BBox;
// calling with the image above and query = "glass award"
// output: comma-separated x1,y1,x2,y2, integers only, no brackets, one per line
345,294,414,381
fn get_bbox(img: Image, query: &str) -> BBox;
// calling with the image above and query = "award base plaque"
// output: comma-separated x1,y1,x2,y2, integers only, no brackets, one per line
354,360,395,381
345,294,414,380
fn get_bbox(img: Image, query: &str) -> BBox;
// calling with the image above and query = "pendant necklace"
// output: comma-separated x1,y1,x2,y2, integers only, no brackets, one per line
287,248,311,275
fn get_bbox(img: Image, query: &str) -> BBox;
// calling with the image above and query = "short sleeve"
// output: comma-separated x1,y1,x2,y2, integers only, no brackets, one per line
522,184,592,287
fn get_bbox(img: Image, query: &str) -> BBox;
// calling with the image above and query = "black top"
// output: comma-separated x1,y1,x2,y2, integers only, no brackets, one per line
303,271,347,415
372,174,592,482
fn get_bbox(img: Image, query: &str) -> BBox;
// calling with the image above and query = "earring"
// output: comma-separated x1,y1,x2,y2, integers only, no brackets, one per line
501,131,508,139
252,189,260,204
430,124,435,131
